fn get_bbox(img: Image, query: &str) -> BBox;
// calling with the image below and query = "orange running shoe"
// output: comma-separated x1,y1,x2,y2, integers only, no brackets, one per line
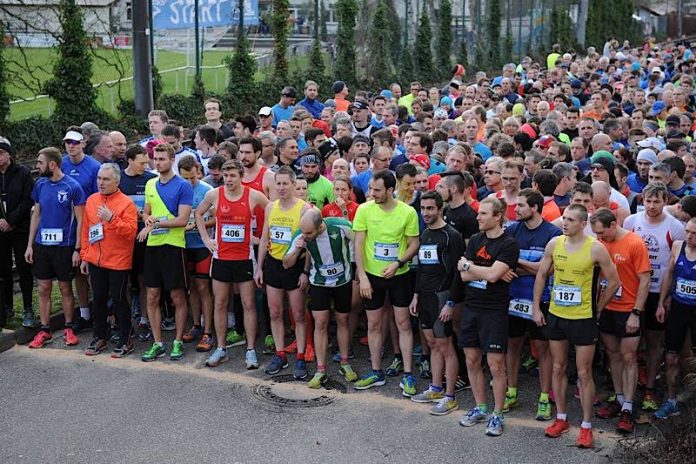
284,339,298,353
304,344,315,363
28,330,53,349
359,336,369,346
576,427,593,448
545,418,570,438
63,327,79,346
196,334,214,352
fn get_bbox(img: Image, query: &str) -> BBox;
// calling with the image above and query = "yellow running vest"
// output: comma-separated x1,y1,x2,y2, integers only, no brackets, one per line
549,235,596,320
145,178,186,248
267,199,303,260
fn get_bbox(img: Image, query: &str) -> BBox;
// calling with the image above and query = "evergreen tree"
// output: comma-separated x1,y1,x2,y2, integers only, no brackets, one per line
486,0,501,69
414,8,435,82
151,65,163,106
550,6,576,50
334,0,358,84
366,0,393,86
308,37,326,79
320,0,329,41
400,44,415,83
226,30,257,113
44,0,99,124
457,38,469,71
271,0,290,80
0,25,10,123
436,0,453,79
385,0,402,61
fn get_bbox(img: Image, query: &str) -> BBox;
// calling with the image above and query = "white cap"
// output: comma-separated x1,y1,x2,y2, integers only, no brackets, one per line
63,130,84,142
651,66,663,74
258,106,273,117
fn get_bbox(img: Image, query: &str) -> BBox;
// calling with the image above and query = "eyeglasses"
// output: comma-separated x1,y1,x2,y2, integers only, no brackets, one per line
590,165,606,171
485,170,501,175
502,176,519,182
375,157,390,163
64,140,81,146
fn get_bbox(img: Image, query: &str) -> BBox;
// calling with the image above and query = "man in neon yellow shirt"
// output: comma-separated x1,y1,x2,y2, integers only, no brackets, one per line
353,170,420,394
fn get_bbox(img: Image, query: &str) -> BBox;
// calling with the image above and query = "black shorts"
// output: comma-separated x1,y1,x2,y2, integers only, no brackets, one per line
132,239,146,275
309,283,352,313
362,272,412,310
186,247,212,279
547,312,598,346
418,292,453,338
211,258,254,283
264,256,303,291
508,302,549,340
143,245,188,291
665,300,696,353
599,309,640,338
642,292,664,331
458,307,508,353
32,244,75,282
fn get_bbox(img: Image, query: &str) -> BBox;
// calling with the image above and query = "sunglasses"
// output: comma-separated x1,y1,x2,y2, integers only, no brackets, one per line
590,165,606,171
64,140,81,146
485,170,501,175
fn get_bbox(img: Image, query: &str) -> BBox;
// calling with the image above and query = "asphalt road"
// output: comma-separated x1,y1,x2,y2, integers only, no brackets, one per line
0,330,623,464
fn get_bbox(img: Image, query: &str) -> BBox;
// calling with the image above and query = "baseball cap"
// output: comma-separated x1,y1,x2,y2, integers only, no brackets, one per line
351,100,369,111
652,101,666,115
380,89,393,99
665,114,682,126
666,130,686,139
536,135,555,148
63,130,84,142
637,136,664,150
440,96,453,107
409,154,431,170
258,106,272,117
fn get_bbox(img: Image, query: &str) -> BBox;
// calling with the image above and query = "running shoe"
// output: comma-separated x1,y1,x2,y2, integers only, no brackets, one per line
160,318,175,331
596,400,622,419
205,347,228,367
536,400,552,421
411,387,444,403
111,338,135,358
616,410,635,434
307,372,328,389
385,357,404,377
419,359,432,379
63,327,79,346
304,344,315,363
338,364,358,382
284,338,298,353
196,334,214,352
84,338,107,356
353,370,386,390
641,392,659,411
576,427,593,448
522,354,538,371
293,359,308,380
138,323,153,342
545,418,570,437
413,344,422,356
226,329,245,348
141,342,166,362
654,400,679,420
459,407,488,427
182,326,202,343
454,377,471,392
28,330,53,349
72,316,93,334
262,335,275,355
245,349,259,370
359,336,368,346
485,414,504,436
170,340,184,360
400,374,417,397
21,312,38,329
503,393,519,412
265,355,288,375
430,397,459,416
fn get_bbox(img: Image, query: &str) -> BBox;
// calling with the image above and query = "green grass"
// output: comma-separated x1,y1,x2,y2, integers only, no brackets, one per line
5,284,66,330
6,48,314,120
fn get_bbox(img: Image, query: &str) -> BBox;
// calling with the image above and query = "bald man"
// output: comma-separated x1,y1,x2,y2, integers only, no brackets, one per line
592,181,629,226
109,131,128,169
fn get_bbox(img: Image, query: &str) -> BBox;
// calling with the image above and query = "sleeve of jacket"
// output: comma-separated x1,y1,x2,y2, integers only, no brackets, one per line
6,167,34,227
80,198,91,260
109,197,138,242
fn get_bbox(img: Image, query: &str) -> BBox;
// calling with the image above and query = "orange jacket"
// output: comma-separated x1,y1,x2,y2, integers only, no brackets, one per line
80,189,138,270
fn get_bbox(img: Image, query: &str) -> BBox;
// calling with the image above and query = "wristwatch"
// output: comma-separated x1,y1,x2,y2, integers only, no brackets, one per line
631,308,642,316
397,259,406,268
445,300,455,308
461,261,471,272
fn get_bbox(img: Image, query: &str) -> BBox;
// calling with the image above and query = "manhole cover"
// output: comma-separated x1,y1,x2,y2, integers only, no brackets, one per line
271,374,347,393
252,374,347,408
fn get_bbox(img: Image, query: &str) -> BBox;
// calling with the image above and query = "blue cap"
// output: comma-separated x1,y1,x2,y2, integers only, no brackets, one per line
631,62,641,72
652,101,666,115
440,96,453,106
380,89,393,99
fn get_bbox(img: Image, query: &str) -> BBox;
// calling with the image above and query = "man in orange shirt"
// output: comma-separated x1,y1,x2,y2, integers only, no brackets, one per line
80,163,138,357
590,208,650,434
332,81,350,112
532,169,562,222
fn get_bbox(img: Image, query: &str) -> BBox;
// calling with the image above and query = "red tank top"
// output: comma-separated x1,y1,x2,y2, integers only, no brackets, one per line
242,166,267,238
495,190,518,221
214,186,254,261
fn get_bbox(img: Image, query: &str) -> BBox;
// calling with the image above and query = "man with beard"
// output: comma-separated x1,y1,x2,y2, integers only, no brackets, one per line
301,149,334,209
25,147,86,348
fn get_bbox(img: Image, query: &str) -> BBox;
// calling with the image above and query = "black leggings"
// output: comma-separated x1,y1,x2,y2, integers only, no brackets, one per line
0,230,33,312
89,264,130,341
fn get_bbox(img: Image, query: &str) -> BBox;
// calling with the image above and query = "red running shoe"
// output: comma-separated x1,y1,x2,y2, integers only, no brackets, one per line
304,344,315,363
596,400,622,419
616,410,635,434
284,339,298,353
28,330,53,349
576,427,594,448
545,418,570,438
64,327,79,346
359,336,368,346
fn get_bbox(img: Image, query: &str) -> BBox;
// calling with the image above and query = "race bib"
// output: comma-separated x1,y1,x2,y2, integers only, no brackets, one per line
319,262,345,280
468,279,487,290
150,216,170,235
374,242,398,261
88,223,104,244
221,224,245,243
650,264,663,285
508,298,533,320
636,204,645,213
600,279,622,300
676,278,696,300
418,244,439,265
41,228,63,245
554,285,582,306
270,226,292,244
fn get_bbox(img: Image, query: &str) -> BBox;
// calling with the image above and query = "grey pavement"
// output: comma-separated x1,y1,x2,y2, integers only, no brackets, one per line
0,331,622,464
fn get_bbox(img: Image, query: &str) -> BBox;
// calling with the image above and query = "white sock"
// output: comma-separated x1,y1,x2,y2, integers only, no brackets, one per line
80,307,90,320
622,401,633,412
581,421,592,429
557,413,567,421
617,393,625,406
227,312,235,329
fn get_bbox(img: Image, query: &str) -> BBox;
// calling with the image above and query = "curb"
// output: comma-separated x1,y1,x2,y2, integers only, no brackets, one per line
0,312,66,354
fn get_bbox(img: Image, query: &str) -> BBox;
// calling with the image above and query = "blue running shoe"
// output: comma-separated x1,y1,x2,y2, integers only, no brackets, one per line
654,400,679,420
459,407,488,427
399,374,417,397
265,355,289,375
485,414,504,436
354,370,386,390
293,359,308,380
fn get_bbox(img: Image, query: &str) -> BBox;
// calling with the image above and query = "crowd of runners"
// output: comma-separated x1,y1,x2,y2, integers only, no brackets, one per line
2,36,696,448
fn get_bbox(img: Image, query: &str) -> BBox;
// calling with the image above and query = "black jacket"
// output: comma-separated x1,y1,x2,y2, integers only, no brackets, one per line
0,161,34,232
